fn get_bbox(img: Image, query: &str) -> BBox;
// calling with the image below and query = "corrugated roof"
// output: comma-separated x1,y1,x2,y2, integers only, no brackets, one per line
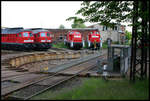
1,27,24,34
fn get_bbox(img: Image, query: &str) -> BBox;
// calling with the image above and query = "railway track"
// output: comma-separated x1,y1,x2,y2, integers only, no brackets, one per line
1,48,94,67
1,52,105,100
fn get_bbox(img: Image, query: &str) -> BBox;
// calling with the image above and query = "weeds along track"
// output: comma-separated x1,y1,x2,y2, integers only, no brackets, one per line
1,53,105,100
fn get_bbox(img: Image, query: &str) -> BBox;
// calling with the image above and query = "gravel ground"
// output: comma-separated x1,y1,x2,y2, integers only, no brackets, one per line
1,80,20,88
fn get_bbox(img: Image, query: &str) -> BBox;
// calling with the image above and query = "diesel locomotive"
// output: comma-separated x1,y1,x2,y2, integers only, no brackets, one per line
87,30,102,49
64,30,85,49
1,27,35,51
25,28,52,50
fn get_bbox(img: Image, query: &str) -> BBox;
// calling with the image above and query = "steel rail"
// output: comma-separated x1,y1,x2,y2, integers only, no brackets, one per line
24,64,97,100
2,54,105,98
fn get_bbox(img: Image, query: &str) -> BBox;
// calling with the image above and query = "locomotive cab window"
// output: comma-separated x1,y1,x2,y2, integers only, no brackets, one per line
47,33,50,37
19,33,22,37
40,32,46,37
29,33,33,37
75,32,80,34
23,32,29,37
38,34,40,37
96,32,99,34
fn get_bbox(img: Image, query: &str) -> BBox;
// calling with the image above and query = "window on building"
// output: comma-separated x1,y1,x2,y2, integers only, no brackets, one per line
59,34,63,40
59,36,63,40
105,26,107,30
103,26,105,31
115,26,118,31
103,26,107,31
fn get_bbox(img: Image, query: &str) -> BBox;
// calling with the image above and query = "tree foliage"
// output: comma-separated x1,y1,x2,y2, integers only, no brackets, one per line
59,24,65,29
125,30,132,41
67,1,149,29
66,17,86,28
67,1,133,28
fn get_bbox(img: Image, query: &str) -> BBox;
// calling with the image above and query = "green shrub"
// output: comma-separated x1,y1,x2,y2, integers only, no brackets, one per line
102,41,108,49
52,42,68,48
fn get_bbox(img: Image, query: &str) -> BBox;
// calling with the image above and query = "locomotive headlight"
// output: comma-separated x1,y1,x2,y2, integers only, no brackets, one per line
92,36,99,38
41,40,46,42
47,40,51,42
74,36,81,38
24,40,33,42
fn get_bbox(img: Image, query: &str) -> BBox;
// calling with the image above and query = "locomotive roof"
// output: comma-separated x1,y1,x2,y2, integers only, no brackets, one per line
1,27,24,34
25,29,49,34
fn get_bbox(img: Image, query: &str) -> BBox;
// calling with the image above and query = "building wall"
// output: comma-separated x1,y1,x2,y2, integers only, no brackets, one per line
87,24,126,42
46,28,99,43
45,24,125,43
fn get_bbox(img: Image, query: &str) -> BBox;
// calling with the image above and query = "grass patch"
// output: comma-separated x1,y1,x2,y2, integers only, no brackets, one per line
52,42,68,48
31,78,149,100
102,41,108,49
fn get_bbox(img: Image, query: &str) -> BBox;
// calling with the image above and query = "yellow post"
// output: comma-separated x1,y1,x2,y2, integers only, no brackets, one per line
94,40,97,49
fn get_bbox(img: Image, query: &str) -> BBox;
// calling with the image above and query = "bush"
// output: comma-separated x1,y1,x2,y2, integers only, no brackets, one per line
102,41,108,49
52,42,68,48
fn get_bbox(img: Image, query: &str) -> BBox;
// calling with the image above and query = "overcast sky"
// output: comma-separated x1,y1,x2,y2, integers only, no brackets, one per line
2,1,132,32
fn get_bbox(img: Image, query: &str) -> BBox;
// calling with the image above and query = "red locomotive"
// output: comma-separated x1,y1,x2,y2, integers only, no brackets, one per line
64,30,84,49
87,30,102,49
1,27,35,50
26,28,52,50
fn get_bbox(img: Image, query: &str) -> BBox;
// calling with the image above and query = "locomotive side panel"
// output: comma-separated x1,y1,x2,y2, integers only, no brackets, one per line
1,28,35,51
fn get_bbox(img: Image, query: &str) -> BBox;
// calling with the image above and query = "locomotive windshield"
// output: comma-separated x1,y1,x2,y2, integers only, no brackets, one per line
23,32,29,37
95,32,99,34
29,33,33,37
41,32,46,37
75,32,80,34
47,33,50,37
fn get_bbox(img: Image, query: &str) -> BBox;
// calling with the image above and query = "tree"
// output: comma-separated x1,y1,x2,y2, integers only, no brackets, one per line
125,30,132,41
66,1,149,82
59,24,65,29
67,1,133,28
125,30,132,45
66,17,86,28
67,1,149,29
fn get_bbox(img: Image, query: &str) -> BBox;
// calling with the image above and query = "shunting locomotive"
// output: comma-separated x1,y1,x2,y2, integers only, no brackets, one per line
26,28,52,50
64,30,84,49
1,27,35,51
87,30,102,49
